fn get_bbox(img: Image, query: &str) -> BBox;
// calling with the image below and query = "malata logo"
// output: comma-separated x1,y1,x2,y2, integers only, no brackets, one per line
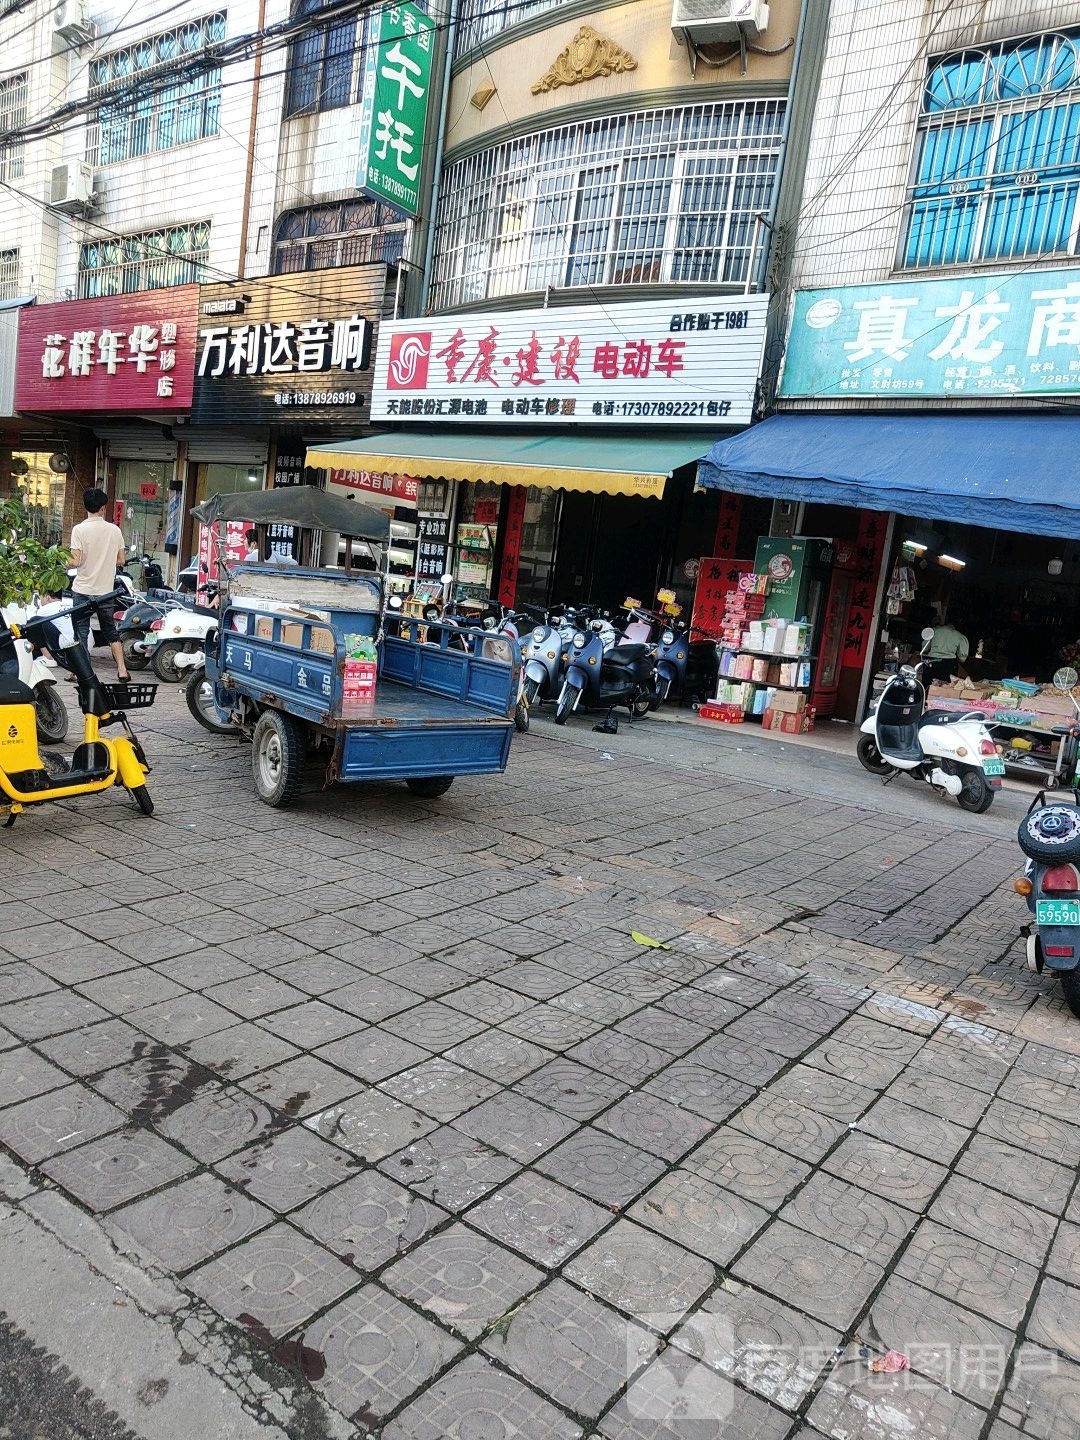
386,332,431,390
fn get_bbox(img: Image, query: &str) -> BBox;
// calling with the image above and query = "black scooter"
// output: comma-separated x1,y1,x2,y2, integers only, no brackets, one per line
554,615,655,724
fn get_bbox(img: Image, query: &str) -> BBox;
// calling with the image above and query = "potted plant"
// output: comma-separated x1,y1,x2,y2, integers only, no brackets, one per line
0,493,72,611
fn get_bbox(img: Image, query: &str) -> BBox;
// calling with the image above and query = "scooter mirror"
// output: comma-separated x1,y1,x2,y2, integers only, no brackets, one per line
440,573,454,587
1054,666,1078,694
920,628,935,641
387,594,404,611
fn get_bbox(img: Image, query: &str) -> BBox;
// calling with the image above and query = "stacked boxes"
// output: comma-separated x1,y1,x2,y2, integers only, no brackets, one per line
719,573,767,648
343,634,378,704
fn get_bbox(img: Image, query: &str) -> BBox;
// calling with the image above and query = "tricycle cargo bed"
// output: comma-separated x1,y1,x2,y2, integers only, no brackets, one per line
340,683,513,778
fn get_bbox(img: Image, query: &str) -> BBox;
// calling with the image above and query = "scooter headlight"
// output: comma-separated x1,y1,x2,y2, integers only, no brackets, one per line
532,626,545,641
661,628,675,645
573,634,586,649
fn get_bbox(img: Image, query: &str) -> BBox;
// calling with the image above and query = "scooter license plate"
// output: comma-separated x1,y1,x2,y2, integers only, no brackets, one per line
983,757,1006,776
1036,898,1080,925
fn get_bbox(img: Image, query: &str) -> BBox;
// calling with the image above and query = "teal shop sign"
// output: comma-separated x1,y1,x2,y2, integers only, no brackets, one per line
358,3,435,217
780,267,1080,400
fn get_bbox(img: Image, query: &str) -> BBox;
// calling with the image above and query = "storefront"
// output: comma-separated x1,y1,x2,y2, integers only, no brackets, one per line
700,265,1080,730
306,294,770,613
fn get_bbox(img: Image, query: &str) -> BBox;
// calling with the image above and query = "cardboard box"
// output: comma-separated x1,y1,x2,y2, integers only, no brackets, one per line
769,689,806,714
700,702,744,723
762,706,816,733
254,616,275,640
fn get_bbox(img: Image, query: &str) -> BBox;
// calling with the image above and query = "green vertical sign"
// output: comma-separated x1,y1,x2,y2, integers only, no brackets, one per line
358,2,435,217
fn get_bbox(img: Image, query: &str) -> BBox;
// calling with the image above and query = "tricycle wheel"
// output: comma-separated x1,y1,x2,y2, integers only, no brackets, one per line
1060,966,1080,1019
515,696,529,733
185,669,238,735
406,776,454,798
252,710,305,807
128,784,154,816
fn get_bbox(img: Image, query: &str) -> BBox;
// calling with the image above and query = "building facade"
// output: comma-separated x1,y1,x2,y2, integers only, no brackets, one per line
701,0,1080,720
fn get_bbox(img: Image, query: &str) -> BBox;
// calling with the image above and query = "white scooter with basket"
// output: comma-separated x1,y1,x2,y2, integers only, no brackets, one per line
857,628,1004,813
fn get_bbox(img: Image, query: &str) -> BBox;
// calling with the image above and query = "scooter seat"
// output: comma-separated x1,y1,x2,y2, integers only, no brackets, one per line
608,643,650,664
190,604,219,619
877,724,923,763
919,709,961,727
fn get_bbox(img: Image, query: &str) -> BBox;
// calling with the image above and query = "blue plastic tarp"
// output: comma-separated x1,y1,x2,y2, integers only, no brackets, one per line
698,413,1080,539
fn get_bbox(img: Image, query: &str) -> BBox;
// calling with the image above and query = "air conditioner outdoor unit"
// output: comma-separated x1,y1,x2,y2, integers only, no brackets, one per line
53,0,95,51
50,161,95,214
671,0,769,47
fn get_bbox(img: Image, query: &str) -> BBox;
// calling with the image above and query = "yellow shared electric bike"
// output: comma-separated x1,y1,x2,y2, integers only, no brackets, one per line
0,589,156,825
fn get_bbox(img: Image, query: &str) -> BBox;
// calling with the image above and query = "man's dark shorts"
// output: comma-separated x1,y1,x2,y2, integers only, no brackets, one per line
73,593,120,647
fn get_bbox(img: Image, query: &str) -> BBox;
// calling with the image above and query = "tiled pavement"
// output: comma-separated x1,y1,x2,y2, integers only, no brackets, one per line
1,685,1079,1439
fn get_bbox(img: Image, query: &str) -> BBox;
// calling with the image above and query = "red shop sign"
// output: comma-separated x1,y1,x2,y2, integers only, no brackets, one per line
139,482,159,500
328,467,419,503
15,286,199,413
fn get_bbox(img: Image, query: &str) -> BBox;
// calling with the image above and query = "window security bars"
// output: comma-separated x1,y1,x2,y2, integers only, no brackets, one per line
0,71,27,183
903,29,1080,268
0,248,19,300
78,222,211,297
431,101,784,310
85,13,225,165
273,199,406,272
285,0,365,116
455,0,573,57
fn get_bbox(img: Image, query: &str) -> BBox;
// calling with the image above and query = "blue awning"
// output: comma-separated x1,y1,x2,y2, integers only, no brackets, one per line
699,414,1080,539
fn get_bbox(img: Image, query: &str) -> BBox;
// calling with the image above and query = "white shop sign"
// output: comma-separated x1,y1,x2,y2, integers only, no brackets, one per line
371,294,769,426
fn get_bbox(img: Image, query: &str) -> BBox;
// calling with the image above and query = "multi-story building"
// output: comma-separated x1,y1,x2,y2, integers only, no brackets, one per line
701,1,1080,723
311,0,827,612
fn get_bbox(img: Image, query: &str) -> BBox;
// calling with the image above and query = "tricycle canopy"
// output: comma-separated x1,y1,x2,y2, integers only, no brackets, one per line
192,486,390,542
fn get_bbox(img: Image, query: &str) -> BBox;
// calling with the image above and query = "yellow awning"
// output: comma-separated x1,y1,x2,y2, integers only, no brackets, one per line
305,431,709,500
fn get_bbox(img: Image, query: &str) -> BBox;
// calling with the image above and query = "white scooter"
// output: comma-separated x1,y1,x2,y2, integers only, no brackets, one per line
139,588,221,683
0,604,70,742
857,629,1003,813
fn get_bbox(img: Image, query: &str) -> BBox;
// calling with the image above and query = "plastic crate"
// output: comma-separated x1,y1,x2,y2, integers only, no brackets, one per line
105,681,159,709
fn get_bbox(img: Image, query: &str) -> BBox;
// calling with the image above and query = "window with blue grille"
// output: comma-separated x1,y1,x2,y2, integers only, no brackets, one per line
903,30,1080,268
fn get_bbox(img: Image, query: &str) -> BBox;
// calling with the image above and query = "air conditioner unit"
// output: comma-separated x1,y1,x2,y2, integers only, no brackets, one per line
671,0,769,47
53,0,95,51
49,161,95,214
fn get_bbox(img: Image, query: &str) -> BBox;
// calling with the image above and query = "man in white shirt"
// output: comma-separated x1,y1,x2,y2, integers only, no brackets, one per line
69,487,129,678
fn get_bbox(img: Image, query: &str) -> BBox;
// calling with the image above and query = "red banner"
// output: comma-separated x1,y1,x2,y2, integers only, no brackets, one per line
328,468,419,503
840,511,888,669
712,491,743,559
497,487,527,606
691,557,752,639
16,287,199,412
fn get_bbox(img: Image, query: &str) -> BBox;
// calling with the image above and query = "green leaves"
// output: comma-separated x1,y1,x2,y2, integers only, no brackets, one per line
0,494,72,606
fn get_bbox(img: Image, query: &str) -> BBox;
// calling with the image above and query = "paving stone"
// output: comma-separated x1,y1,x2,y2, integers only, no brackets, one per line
658,987,746,1031
305,1283,463,1425
568,1032,675,1086
0,1046,71,1106
598,1350,792,1440
690,1037,792,1096
856,1095,968,1164
594,1091,713,1162
440,980,535,1024
0,1082,125,1163
732,1220,886,1330
831,1015,926,1061
822,1132,949,1211
552,981,640,1024
897,1220,1038,1329
957,1135,1074,1213
455,1091,577,1162
722,1010,821,1059
643,1062,754,1125
256,1001,363,1049
1047,1222,1080,1286
383,1353,582,1440
978,1098,1080,1166
203,974,310,1020
536,1128,667,1208
681,1130,810,1209
998,1343,1080,1438
41,1127,195,1211
483,1276,658,1417
268,956,366,995
468,1172,610,1267
910,1039,1011,1094
316,1027,429,1083
293,1170,447,1271
130,993,242,1046
732,1093,847,1163
305,1091,437,1162
379,1126,519,1211
0,963,58,1003
500,1004,601,1051
0,991,111,1041
187,1223,357,1339
379,1058,500,1122
241,1055,361,1117
383,1223,543,1339
382,1000,488,1052
801,1036,908,1090
109,1172,274,1272
1029,1278,1080,1359
780,1170,916,1261
765,1063,877,1123
671,1282,840,1410
154,952,254,989
154,1085,276,1163
929,1175,1056,1266
808,1361,986,1440
871,1274,1015,1406
886,1067,989,1127
443,1031,552,1085
564,1219,714,1328
217,1126,356,1212
75,968,186,1015
515,1057,630,1121
629,1169,768,1266
183,1022,300,1080
615,1007,712,1056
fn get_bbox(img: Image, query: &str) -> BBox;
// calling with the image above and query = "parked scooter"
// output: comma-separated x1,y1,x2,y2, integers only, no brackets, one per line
651,619,721,708
521,607,577,706
141,586,220,682
857,628,1002,812
0,589,156,824
554,614,655,724
0,610,69,742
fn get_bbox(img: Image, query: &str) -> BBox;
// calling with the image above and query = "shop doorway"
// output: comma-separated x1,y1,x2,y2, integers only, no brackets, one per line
180,462,265,566
113,460,172,571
